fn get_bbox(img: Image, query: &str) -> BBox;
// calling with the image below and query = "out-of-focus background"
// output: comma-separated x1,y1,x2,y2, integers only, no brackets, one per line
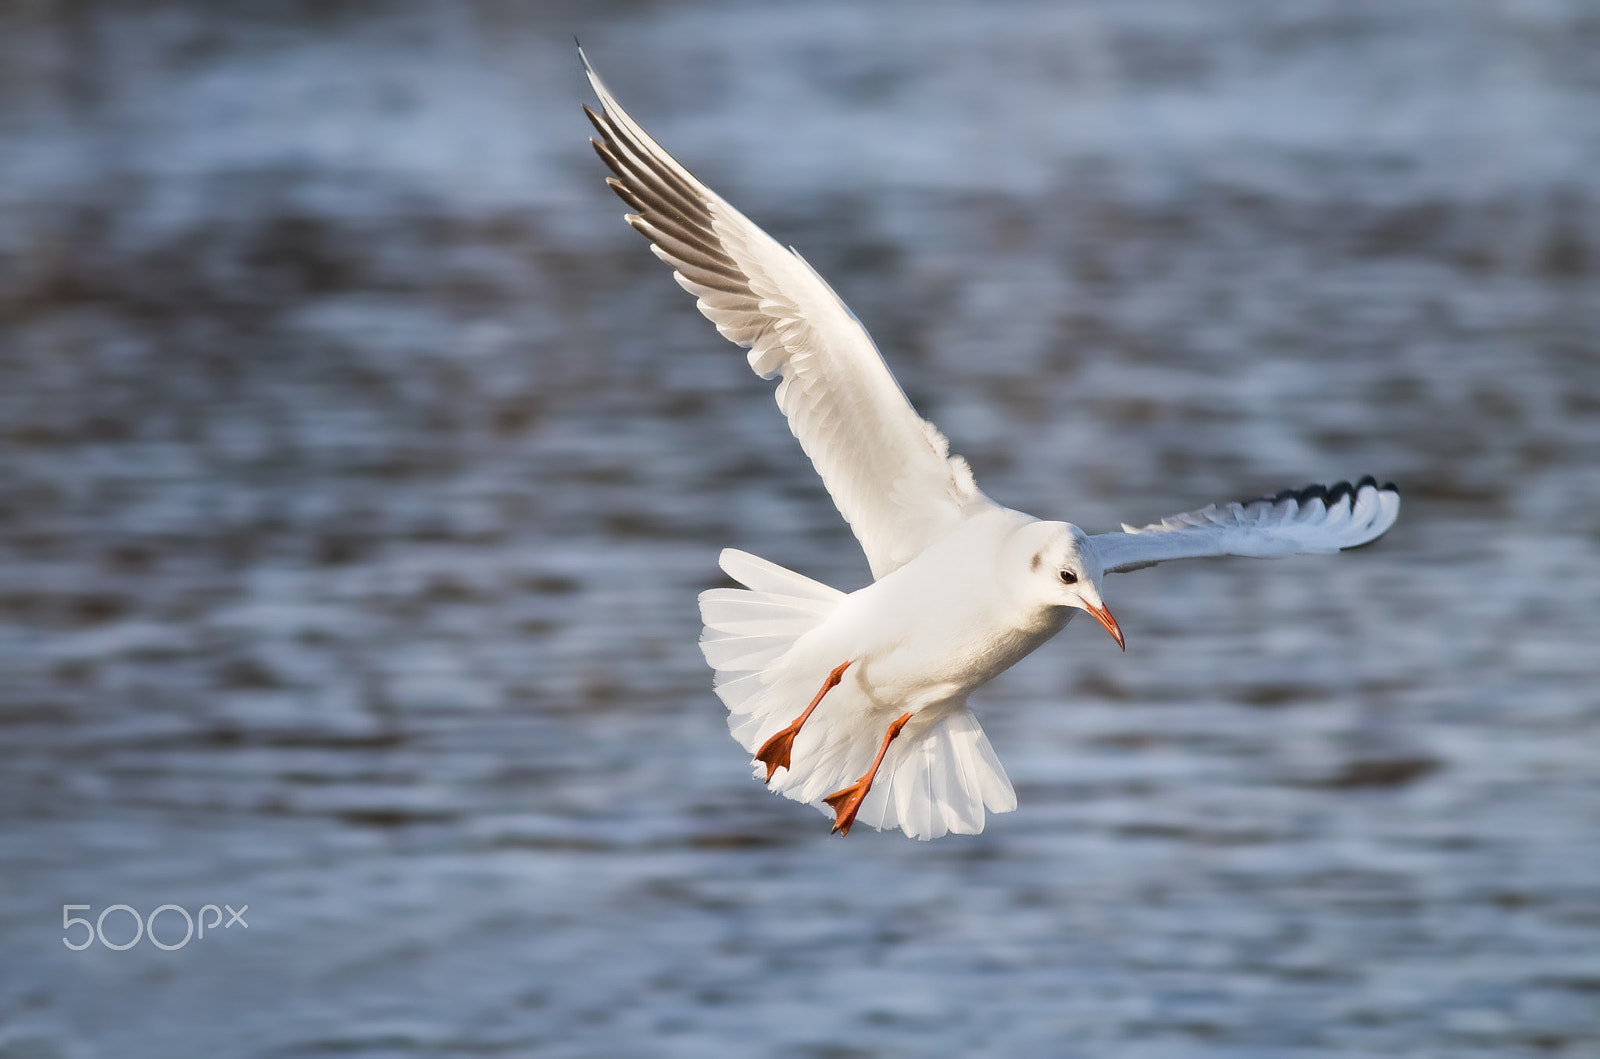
2,1,1597,1055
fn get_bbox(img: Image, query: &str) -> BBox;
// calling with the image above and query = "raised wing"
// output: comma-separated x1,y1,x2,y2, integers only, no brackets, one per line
581,50,993,579
1091,477,1400,574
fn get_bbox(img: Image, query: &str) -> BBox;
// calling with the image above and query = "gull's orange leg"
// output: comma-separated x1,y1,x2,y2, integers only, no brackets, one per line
755,660,853,782
823,711,914,836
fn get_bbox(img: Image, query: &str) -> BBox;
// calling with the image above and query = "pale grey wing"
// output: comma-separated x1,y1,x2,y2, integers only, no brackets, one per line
582,51,994,579
1090,477,1400,574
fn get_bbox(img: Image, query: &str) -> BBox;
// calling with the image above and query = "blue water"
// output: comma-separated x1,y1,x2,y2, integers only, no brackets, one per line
2,2,1598,1055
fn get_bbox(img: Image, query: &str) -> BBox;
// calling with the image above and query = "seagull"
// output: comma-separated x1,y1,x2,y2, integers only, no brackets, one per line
581,51,1400,840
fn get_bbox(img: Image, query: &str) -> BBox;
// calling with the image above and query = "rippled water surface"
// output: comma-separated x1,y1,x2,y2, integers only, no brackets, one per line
3,2,1599,1056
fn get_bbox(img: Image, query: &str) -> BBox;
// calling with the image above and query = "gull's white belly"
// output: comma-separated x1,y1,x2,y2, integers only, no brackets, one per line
858,605,1069,709
795,566,1069,715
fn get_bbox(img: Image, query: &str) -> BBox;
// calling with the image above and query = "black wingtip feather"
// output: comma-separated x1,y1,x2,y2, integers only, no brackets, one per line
589,137,620,175
1245,476,1401,512
605,176,647,211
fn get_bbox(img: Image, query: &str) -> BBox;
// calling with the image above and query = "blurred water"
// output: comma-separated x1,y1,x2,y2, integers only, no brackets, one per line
2,1,1598,1056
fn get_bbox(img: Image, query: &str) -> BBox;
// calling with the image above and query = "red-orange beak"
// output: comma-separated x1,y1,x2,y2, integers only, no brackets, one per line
1086,602,1125,651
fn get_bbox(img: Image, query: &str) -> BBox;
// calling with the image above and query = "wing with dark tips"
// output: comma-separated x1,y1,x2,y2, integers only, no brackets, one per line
581,49,994,579
1090,477,1401,574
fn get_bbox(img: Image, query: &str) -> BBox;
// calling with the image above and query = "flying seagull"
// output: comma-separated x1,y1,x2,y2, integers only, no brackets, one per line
581,50,1400,840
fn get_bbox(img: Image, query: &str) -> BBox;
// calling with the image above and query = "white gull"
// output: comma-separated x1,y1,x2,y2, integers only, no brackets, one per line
582,51,1401,840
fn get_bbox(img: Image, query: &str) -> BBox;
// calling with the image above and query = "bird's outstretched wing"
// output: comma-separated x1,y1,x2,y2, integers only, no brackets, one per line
582,50,993,579
1090,477,1400,574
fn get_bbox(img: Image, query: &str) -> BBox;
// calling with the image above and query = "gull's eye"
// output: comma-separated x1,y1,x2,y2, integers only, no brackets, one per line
1059,570,1078,585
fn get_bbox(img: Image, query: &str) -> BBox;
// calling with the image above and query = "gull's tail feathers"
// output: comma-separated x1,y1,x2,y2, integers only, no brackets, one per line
768,704,1017,841
699,548,846,750
848,709,1018,841
699,547,1015,840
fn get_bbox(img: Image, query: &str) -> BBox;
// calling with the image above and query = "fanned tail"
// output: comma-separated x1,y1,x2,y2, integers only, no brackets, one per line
698,548,1016,840
849,709,1017,841
699,549,845,751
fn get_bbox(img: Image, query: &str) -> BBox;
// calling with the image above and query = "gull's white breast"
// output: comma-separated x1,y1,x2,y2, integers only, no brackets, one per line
793,509,1070,713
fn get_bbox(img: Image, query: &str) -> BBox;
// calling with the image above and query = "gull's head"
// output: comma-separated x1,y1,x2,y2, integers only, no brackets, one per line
1018,521,1124,651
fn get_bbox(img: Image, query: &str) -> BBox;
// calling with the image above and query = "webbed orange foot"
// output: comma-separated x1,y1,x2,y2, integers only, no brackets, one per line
753,660,852,783
821,711,912,836
755,726,797,782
